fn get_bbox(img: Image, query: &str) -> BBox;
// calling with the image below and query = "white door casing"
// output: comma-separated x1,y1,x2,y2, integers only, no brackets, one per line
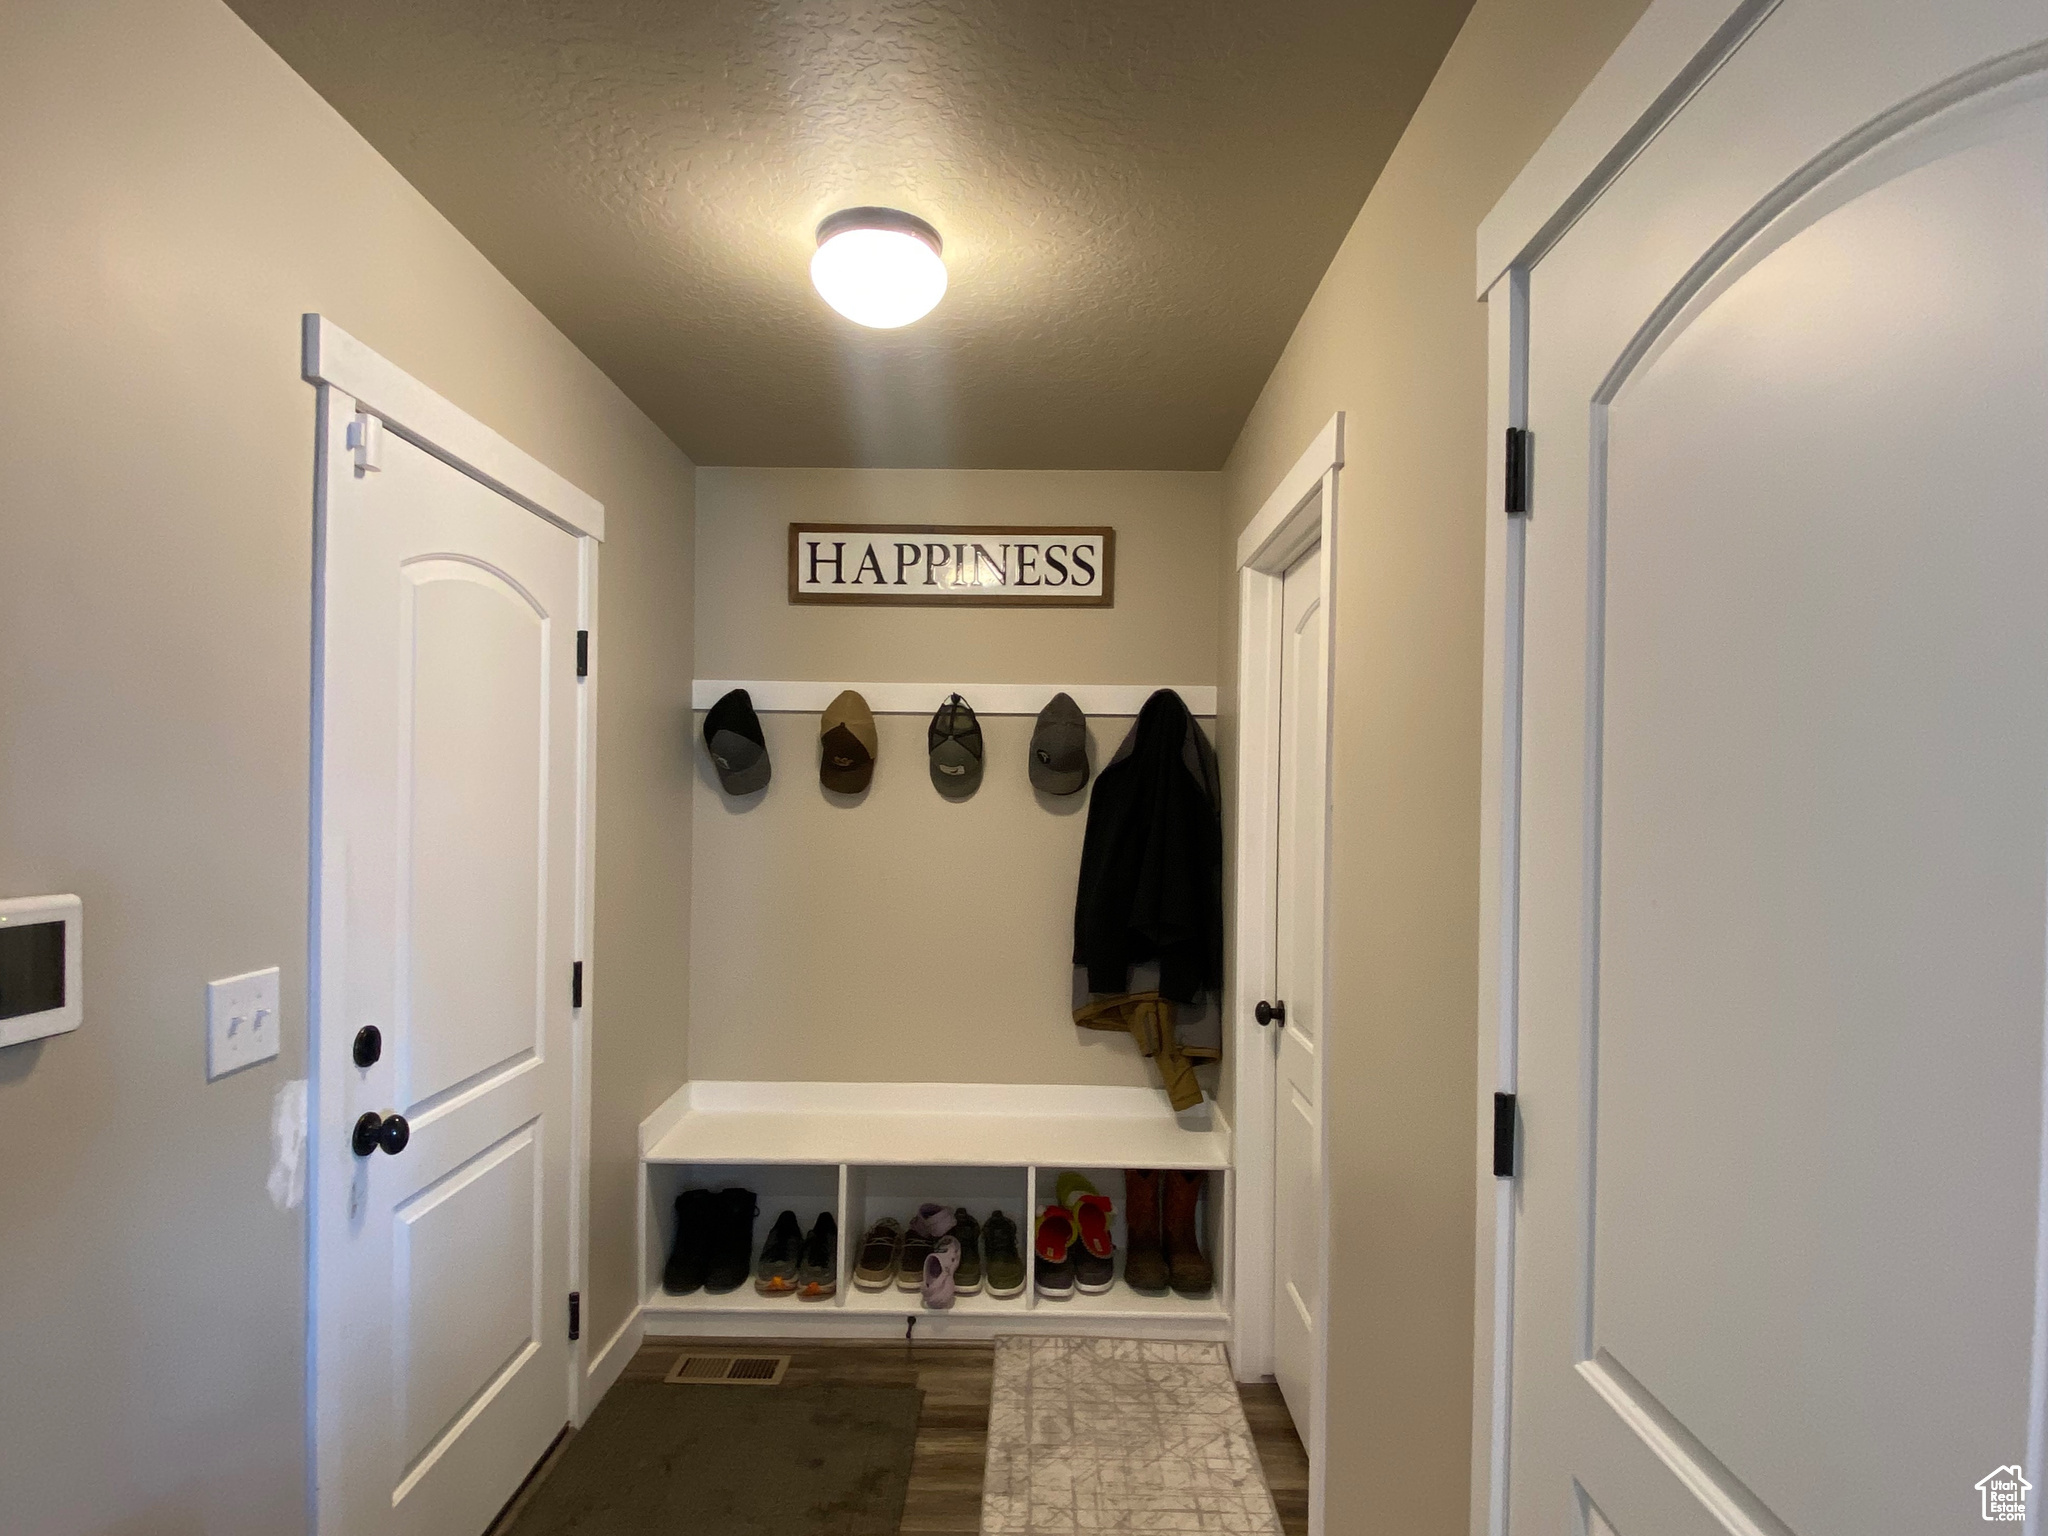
1473,264,1531,1536
1231,415,1340,1536
1271,543,1327,1437
306,318,602,1536
1475,5,2048,1536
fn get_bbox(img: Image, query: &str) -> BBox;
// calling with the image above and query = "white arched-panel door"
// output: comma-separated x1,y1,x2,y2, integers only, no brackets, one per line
307,318,599,1536
1272,541,1328,1440
1478,3,2048,1534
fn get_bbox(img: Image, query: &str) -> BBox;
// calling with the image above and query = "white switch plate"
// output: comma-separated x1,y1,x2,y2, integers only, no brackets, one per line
206,967,281,1080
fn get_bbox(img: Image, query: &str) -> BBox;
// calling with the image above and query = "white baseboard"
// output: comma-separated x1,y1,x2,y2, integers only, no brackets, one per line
579,1306,646,1422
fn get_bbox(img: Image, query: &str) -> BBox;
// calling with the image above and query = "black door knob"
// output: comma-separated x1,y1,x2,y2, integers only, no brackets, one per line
1255,999,1287,1027
352,1111,411,1157
352,1025,383,1068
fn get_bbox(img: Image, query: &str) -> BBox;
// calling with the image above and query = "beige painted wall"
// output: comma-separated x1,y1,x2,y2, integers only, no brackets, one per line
0,3,694,1533
693,469,1220,1086
1214,0,1649,1529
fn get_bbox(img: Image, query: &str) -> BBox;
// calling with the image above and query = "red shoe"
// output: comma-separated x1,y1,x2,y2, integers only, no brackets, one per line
1070,1192,1114,1259
1034,1205,1077,1300
1034,1203,1075,1262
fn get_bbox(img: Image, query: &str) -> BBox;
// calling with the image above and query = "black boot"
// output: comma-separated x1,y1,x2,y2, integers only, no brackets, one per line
664,1188,716,1295
704,1187,758,1295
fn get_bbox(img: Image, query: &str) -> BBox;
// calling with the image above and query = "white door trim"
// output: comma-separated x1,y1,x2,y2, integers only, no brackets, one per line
301,315,606,543
1471,268,1528,1536
1229,412,1340,1536
568,535,614,1425
1474,0,1782,297
1471,13,1775,1526
303,316,603,1528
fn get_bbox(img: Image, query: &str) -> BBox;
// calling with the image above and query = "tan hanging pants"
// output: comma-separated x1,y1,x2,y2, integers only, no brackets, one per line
1073,992,1216,1112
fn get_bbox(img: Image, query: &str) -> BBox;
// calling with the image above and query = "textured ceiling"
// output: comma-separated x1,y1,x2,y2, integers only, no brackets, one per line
230,1,1473,467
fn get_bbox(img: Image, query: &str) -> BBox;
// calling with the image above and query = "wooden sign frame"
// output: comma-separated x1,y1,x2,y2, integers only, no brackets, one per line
787,523,1116,608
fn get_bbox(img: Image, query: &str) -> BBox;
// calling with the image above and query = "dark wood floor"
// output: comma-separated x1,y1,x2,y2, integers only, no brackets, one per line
1235,1378,1311,1535
490,1335,1309,1536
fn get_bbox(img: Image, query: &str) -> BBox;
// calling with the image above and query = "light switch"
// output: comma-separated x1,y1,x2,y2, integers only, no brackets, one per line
207,967,281,1080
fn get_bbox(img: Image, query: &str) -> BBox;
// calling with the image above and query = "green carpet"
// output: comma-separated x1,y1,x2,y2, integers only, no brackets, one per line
501,1380,924,1535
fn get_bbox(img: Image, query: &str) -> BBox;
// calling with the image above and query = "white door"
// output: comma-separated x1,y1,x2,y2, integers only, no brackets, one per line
1500,3,2048,1533
1272,542,1327,1442
314,409,582,1536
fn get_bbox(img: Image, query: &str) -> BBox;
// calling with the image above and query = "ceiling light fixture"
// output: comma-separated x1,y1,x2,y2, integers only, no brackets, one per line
810,207,947,329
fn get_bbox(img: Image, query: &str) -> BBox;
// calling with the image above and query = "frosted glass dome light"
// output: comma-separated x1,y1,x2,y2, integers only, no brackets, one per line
810,207,948,329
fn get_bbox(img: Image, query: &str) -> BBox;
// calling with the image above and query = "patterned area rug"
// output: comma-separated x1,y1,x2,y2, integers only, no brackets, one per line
981,1337,1284,1535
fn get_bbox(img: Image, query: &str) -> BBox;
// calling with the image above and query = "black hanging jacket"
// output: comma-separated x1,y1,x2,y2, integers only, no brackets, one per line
1072,689,1223,1003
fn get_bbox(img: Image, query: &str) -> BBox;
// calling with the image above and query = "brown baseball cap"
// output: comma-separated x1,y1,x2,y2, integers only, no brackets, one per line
819,690,878,792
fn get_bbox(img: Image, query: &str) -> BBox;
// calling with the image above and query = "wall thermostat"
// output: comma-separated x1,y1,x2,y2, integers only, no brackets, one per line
0,895,82,1048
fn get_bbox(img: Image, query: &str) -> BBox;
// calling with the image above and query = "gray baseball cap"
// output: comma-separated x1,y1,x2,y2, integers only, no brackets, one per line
703,687,771,794
1029,692,1090,795
927,694,983,798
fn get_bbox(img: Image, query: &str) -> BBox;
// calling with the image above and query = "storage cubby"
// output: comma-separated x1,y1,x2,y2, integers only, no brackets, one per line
1027,1165,1229,1320
643,1161,841,1314
841,1164,1032,1315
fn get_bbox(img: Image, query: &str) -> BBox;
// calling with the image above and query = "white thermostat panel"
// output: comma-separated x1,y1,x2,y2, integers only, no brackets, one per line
0,895,82,1048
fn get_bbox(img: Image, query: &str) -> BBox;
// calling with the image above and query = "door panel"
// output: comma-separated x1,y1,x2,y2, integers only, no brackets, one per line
396,1121,542,1480
401,560,550,1103
1507,6,2048,1536
1279,1084,1317,1337
318,422,579,1536
1272,543,1326,1437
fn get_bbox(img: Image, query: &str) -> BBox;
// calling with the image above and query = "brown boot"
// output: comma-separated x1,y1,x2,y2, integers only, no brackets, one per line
1122,1169,1168,1294
1163,1169,1213,1298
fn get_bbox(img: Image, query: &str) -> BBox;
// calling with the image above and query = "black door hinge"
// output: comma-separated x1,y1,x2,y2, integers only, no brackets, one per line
1505,428,1532,517
1493,1091,1518,1177
571,960,584,1009
568,1291,581,1342
576,630,589,678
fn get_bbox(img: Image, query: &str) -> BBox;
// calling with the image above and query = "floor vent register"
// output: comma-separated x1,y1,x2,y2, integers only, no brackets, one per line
663,1352,791,1386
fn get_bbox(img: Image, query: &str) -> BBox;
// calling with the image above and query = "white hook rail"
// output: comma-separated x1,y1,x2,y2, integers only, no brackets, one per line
690,680,1217,717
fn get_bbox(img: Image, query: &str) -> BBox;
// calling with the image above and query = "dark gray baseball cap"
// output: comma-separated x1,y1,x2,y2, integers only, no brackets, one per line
927,693,983,798
703,687,771,794
1029,692,1090,795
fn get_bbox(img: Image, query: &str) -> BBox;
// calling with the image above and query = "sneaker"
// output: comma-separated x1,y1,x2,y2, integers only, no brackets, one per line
898,1203,955,1293
950,1209,984,1295
853,1217,903,1291
983,1210,1027,1299
922,1234,962,1310
1071,1236,1113,1295
1060,1174,1115,1295
1035,1204,1077,1300
703,1188,758,1295
663,1188,716,1295
754,1209,803,1297
798,1211,837,1301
